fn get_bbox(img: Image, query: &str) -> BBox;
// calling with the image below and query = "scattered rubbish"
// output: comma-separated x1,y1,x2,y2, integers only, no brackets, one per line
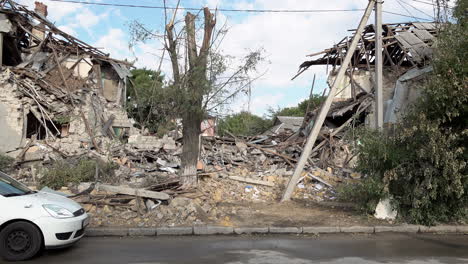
374,198,398,220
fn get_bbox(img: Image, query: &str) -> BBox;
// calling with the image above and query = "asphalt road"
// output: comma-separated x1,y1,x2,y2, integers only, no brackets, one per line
15,234,468,264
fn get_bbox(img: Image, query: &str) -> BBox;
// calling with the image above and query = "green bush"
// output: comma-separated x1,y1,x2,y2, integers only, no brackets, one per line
351,122,467,225
0,154,14,171
338,2,468,224
340,3,468,225
337,176,386,214
40,159,118,190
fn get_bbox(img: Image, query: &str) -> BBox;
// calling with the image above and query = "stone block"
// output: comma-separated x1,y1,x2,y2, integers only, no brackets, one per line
302,226,340,234
340,226,374,233
157,227,193,236
129,228,157,236
268,227,302,234
234,227,269,234
85,227,128,237
194,226,234,235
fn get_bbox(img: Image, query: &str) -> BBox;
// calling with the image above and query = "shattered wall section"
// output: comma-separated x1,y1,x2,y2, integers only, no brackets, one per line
384,66,432,124
0,70,23,154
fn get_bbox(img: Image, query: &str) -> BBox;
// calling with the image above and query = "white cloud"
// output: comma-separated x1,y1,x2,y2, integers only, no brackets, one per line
234,93,285,116
94,28,130,59
57,25,77,36
74,8,109,29
16,0,84,22
134,42,167,70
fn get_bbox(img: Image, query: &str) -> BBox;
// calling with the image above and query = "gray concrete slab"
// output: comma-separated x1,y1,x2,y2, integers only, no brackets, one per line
303,226,340,234
194,226,234,235
234,227,269,234
269,227,302,234
340,226,374,233
157,227,193,236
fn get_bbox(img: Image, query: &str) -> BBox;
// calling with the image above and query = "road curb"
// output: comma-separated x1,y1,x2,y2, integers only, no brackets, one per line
340,226,374,233
375,225,420,233
194,226,234,235
86,227,129,237
84,225,468,237
269,227,302,234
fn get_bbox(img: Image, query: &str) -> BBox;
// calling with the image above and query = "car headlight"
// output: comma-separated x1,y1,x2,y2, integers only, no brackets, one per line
43,204,74,218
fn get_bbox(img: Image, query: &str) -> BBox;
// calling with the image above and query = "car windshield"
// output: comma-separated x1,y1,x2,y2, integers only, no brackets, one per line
0,171,34,197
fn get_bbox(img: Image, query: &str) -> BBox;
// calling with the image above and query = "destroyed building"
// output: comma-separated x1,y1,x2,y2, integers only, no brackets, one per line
0,1,137,160
295,22,439,130
0,1,447,228
264,116,304,136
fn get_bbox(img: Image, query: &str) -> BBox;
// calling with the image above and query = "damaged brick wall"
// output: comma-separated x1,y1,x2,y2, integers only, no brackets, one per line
0,72,23,155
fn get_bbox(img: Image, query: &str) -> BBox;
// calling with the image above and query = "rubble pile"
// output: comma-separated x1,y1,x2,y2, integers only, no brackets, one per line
1,1,371,228
34,128,360,227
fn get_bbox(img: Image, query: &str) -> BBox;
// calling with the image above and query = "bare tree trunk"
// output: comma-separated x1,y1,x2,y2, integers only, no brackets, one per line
164,8,215,189
180,111,201,187
178,8,215,188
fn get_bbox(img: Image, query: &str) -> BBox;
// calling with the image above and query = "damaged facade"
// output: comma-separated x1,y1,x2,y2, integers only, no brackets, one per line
0,1,136,160
295,22,439,130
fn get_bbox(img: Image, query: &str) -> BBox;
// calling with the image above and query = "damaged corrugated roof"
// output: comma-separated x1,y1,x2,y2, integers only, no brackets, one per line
264,116,304,135
293,22,441,80
110,61,133,79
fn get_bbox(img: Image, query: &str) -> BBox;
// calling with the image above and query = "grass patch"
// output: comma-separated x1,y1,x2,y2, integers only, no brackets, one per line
40,158,118,190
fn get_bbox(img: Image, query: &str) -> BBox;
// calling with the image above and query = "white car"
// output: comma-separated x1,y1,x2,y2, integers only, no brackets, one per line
0,171,89,261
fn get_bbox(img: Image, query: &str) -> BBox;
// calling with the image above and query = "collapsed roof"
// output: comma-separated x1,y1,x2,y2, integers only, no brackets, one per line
0,0,130,67
294,22,439,79
0,0,135,155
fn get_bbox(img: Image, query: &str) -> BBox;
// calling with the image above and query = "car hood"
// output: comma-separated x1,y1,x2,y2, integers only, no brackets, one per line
17,191,82,213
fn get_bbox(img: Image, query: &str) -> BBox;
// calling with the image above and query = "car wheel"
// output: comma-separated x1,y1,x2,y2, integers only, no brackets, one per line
0,221,43,261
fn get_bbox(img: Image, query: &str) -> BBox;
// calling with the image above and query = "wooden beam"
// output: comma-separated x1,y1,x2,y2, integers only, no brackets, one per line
0,33,3,67
281,0,376,202
228,176,275,187
96,184,170,200
375,0,384,129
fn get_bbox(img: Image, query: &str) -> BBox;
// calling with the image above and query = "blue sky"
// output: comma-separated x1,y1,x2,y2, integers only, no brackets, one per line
18,0,438,117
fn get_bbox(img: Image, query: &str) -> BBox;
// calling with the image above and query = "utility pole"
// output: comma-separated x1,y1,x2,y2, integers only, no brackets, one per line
281,0,377,202
375,0,384,129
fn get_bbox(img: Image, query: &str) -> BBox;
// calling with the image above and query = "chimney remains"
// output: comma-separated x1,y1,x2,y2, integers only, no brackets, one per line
34,2,48,17
32,2,48,42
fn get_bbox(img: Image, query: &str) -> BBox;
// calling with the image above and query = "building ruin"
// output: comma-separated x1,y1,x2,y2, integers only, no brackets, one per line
0,1,137,161
294,21,439,130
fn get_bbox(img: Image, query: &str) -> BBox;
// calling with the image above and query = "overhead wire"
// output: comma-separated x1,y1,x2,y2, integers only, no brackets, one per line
411,0,454,9
48,0,366,13
46,0,431,20
397,0,435,19
395,0,419,21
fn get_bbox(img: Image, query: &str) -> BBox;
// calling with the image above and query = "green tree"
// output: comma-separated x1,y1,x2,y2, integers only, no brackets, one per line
268,95,325,118
129,6,263,188
218,112,271,136
127,68,174,134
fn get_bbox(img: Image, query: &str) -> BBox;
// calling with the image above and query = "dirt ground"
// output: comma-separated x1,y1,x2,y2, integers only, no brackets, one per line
215,200,388,227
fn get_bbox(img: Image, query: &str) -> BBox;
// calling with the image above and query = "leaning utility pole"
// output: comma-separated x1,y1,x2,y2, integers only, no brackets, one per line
375,0,384,129
281,0,377,202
